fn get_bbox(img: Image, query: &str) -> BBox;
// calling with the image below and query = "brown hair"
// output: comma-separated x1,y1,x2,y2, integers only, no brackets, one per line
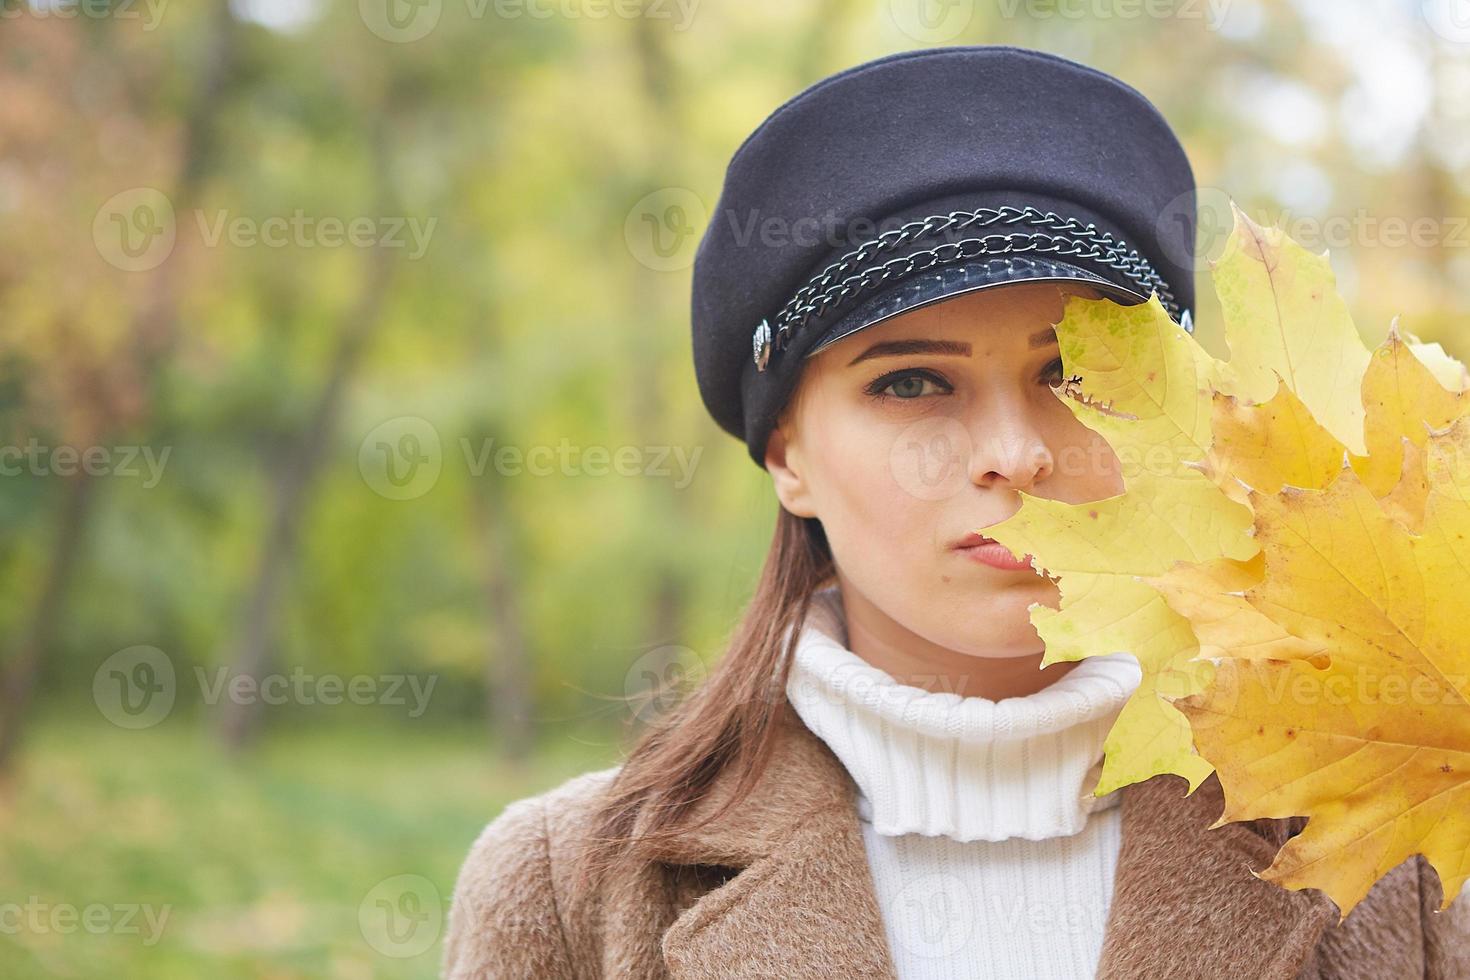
579,504,835,883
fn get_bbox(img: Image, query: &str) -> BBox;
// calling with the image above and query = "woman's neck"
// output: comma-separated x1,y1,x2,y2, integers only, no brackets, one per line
785,584,1143,841
835,577,1080,701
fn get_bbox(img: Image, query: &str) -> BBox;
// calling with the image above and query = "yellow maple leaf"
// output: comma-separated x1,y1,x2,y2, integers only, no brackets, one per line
1171,415,1470,920
1212,203,1372,455
986,202,1377,794
1348,320,1469,532
987,199,1470,916
984,295,1254,794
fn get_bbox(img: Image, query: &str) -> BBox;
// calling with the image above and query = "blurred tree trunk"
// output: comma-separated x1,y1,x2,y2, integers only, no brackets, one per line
629,11,692,698
0,472,95,775
468,454,534,762
0,0,239,777
217,129,400,751
623,2,852,704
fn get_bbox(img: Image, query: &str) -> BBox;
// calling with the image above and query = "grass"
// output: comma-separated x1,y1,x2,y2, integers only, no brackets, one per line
0,715,620,979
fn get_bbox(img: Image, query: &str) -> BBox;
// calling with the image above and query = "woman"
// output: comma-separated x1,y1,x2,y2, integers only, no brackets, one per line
442,46,1469,978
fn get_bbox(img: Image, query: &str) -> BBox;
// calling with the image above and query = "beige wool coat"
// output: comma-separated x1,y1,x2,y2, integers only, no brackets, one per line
441,707,1470,979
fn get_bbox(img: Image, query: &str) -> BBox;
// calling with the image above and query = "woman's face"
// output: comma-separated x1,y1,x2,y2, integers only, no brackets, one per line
765,281,1127,663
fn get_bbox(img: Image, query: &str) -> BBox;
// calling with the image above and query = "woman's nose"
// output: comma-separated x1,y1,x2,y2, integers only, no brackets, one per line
965,408,1054,491
886,395,1056,502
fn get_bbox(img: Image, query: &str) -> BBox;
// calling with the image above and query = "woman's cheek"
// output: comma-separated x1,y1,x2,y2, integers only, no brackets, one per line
823,455,930,571
1081,431,1126,497
1047,429,1123,500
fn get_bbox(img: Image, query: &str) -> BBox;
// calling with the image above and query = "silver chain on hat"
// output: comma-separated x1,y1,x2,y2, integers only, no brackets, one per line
752,205,1184,371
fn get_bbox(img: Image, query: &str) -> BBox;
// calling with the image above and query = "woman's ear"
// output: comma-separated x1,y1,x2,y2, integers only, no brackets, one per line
764,422,818,518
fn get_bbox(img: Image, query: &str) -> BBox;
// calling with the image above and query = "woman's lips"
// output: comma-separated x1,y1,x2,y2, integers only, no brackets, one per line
953,534,1035,571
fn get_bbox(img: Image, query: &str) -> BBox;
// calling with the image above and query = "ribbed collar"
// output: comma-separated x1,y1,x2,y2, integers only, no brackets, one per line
784,585,1142,842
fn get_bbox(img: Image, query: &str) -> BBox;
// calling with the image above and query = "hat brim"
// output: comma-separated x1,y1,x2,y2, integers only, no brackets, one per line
801,255,1159,360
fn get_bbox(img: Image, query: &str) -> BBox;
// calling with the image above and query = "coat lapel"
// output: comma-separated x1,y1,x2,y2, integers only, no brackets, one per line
654,708,1338,980
655,710,898,979
1095,771,1339,979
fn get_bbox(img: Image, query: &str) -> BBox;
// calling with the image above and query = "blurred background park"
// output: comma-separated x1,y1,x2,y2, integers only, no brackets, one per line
2,0,1470,976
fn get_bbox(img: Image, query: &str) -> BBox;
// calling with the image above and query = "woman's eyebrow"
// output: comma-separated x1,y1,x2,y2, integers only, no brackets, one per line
846,339,972,366
845,328,1058,366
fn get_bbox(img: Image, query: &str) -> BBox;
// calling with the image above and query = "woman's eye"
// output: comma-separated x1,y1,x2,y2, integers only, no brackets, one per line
1042,356,1067,384
864,369,951,401
886,375,932,398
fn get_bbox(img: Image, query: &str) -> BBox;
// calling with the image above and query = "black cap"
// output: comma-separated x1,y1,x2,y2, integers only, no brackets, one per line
690,45,1198,469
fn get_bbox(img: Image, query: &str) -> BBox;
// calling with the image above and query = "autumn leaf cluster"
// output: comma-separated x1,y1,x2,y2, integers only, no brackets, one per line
987,204,1470,918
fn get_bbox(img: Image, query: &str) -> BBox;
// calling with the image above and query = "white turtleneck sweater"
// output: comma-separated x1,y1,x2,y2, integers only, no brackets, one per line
784,585,1143,979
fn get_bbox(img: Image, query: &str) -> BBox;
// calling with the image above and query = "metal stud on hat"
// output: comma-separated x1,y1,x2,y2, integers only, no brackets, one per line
752,319,772,371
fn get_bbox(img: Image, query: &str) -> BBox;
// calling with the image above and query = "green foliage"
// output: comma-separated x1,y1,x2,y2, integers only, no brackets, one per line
0,719,612,979
2,1,1468,974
